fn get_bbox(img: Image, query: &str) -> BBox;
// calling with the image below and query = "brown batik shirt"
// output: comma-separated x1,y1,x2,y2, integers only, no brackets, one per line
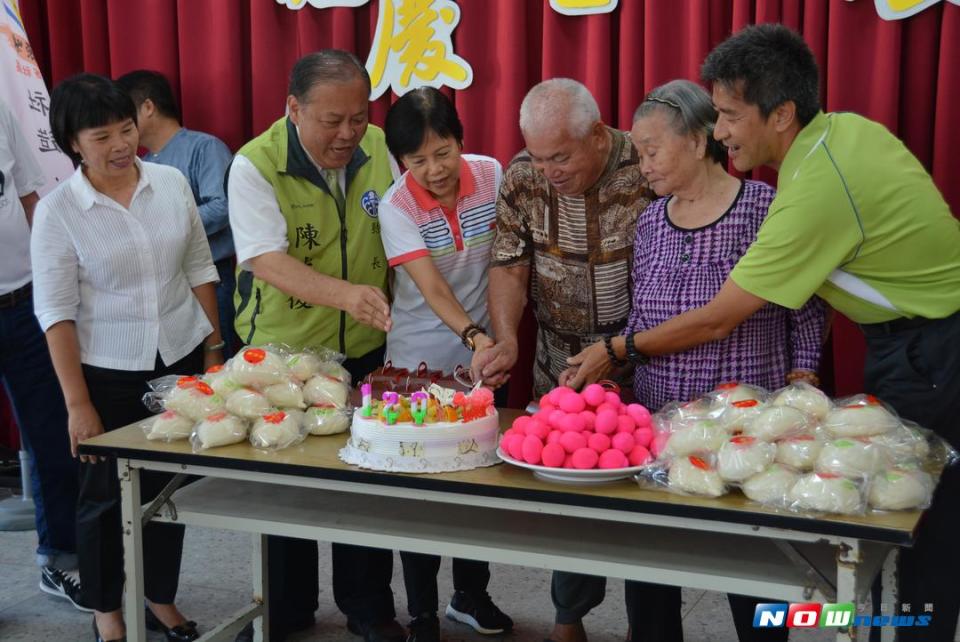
491,127,652,398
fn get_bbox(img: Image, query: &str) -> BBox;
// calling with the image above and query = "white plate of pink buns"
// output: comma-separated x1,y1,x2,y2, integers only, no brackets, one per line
497,447,648,484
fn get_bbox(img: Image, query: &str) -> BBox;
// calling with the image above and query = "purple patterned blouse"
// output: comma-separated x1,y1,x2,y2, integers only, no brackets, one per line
625,180,826,411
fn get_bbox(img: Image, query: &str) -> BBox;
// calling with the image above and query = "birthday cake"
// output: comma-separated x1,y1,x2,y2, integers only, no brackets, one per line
338,384,501,473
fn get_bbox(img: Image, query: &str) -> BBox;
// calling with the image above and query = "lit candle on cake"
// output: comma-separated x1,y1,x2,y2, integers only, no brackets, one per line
382,391,400,425
361,383,372,417
411,391,428,425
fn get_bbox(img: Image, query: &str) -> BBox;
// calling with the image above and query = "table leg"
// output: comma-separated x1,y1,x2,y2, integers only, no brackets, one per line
879,548,898,642
119,459,146,642
253,533,270,642
837,540,861,642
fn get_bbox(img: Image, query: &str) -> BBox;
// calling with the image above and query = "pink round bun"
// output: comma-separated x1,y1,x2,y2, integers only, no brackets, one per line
582,430,595,441
559,413,586,433
594,410,619,435
541,443,566,467
526,419,551,440
599,449,629,469
539,393,552,407
533,410,552,426
604,391,622,407
651,431,670,458
616,415,636,434
572,448,600,469
628,445,652,466
522,435,544,465
581,384,606,407
558,393,586,414
512,415,533,432
548,410,567,430
546,430,563,445
595,402,618,416
588,433,612,453
633,426,653,448
563,454,575,468
612,432,636,453
579,410,597,430
507,434,525,460
502,427,522,440
627,404,652,427
560,431,588,454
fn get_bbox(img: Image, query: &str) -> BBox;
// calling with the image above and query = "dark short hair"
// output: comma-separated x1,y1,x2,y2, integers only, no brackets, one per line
701,23,820,127
384,87,464,160
115,69,181,122
633,79,727,165
49,73,137,166
289,49,371,101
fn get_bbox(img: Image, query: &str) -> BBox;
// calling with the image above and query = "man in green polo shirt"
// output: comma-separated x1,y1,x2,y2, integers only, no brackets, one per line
565,23,960,642
227,50,403,642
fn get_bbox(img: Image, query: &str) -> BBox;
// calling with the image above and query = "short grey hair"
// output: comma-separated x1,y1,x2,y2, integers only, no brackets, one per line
519,78,601,139
633,79,727,164
288,49,371,100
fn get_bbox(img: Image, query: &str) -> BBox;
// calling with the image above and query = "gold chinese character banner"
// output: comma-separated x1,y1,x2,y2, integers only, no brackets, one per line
874,0,960,20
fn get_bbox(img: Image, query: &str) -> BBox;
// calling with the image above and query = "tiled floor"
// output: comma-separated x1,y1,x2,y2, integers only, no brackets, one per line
1,523,852,642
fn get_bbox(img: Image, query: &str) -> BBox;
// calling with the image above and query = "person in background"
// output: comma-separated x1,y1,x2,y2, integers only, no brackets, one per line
32,73,222,642
0,97,86,613
379,87,512,642
565,23,960,642
562,78,825,642
227,50,403,642
116,70,237,357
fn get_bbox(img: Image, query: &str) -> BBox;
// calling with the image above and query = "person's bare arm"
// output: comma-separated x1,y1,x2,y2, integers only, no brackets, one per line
44,322,104,463
249,251,392,332
472,264,529,385
20,191,39,227
191,282,225,370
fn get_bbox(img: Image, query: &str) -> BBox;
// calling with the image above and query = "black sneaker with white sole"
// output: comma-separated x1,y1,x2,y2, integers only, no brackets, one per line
445,590,513,635
39,566,92,612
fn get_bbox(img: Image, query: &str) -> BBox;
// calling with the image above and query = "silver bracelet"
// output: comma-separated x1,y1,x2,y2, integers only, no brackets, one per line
204,341,226,352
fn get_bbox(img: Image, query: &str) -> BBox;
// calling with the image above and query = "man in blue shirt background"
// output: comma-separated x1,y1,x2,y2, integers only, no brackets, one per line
117,70,237,356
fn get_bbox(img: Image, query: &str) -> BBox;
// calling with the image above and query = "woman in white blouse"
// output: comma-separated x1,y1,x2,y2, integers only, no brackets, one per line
32,74,220,642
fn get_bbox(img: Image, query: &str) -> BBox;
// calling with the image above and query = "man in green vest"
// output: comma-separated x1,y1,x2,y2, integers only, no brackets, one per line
227,50,403,642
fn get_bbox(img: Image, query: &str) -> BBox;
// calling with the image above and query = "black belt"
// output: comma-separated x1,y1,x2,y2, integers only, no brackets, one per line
860,314,938,337
0,282,31,309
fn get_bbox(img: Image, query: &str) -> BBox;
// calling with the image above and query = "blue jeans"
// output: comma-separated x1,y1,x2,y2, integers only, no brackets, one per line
0,288,78,569
215,257,237,359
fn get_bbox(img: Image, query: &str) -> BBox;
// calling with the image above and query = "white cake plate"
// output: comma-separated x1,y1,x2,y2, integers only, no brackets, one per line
497,448,648,485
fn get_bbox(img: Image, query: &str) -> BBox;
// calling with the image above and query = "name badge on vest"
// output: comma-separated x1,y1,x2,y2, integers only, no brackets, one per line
361,190,380,218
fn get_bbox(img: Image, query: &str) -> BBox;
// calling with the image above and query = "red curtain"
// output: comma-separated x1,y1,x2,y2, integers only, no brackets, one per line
20,0,960,407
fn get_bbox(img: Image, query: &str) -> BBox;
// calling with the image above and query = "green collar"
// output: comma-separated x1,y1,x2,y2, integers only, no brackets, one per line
779,111,830,186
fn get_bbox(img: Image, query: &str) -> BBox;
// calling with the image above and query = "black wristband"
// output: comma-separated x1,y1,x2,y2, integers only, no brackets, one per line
624,333,649,365
603,336,627,366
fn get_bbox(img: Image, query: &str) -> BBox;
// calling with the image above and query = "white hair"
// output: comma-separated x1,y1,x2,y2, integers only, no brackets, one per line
519,78,601,139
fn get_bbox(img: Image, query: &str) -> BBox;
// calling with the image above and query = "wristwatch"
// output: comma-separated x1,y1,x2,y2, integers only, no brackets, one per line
460,324,486,351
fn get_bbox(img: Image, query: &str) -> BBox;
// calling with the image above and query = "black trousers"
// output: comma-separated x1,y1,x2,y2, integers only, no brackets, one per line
552,572,786,642
400,553,490,617
265,345,397,629
862,311,960,642
78,348,202,612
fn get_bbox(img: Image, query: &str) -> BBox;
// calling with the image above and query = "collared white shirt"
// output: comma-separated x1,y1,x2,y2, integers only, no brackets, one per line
229,127,399,270
0,98,46,294
31,159,219,370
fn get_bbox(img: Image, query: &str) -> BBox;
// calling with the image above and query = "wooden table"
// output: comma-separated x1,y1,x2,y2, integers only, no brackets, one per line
80,410,921,642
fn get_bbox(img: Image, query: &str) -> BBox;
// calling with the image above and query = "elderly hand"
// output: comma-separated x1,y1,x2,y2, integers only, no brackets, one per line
68,401,106,463
562,340,612,390
344,284,392,332
472,339,517,389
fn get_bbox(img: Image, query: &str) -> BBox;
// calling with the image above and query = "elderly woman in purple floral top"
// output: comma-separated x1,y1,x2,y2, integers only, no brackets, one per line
558,80,826,642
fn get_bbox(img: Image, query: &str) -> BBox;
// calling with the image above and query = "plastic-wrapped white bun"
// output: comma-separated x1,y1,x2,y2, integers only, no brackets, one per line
304,405,351,435
317,361,351,385
203,367,241,398
788,473,864,514
144,411,194,441
662,421,728,458
816,439,890,478
869,427,930,464
668,456,726,497
823,404,900,438
229,347,292,388
868,468,934,511
225,388,273,419
286,352,324,382
250,410,306,450
264,380,306,409
776,435,824,471
194,412,248,449
771,382,832,420
303,375,349,407
719,399,766,433
717,436,776,482
165,379,225,421
743,406,810,442
742,464,800,504
712,382,767,405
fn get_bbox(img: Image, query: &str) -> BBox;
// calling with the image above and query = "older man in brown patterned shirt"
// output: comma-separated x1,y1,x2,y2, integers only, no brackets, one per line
474,78,652,400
